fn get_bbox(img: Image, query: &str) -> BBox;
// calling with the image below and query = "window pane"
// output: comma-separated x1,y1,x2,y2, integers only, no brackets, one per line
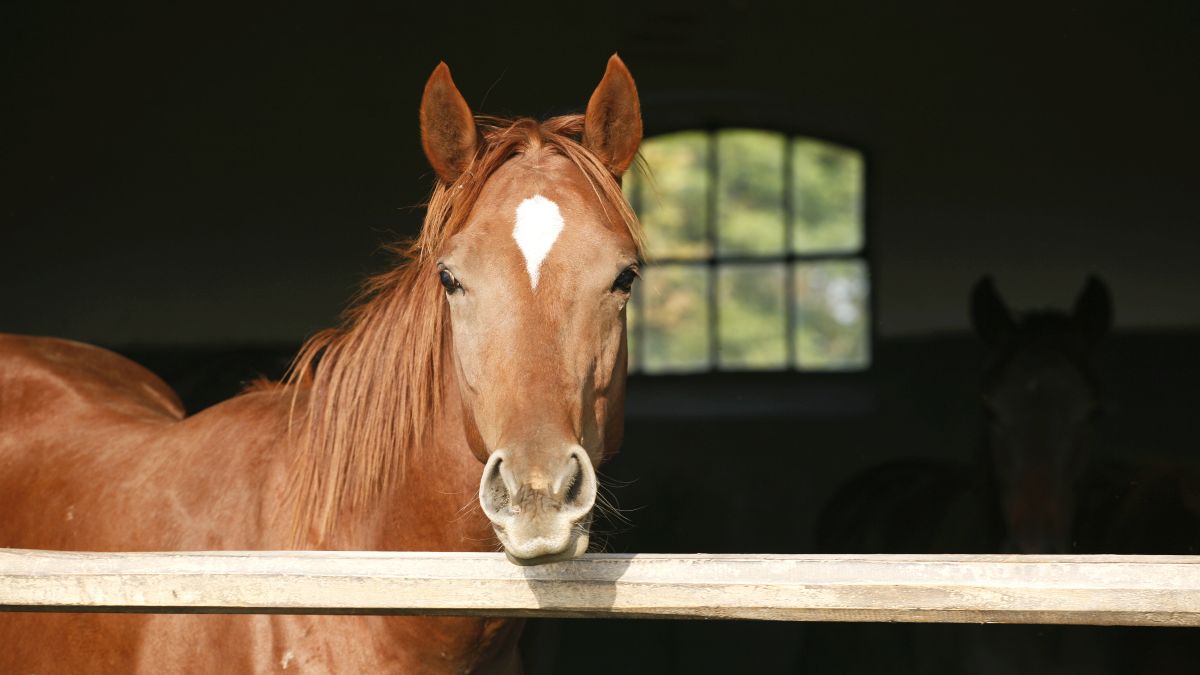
640,264,710,372
717,130,785,255
625,132,710,259
718,263,786,369
791,138,863,254
794,260,870,369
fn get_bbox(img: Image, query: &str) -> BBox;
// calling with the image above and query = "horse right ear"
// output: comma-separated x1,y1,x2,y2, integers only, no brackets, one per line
970,276,1014,345
420,62,479,183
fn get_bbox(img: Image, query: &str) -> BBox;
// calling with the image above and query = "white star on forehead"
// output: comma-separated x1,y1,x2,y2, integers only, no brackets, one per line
512,194,564,289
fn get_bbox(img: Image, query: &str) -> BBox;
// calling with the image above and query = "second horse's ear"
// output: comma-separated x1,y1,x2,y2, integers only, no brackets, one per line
420,62,479,183
970,276,1014,346
1073,275,1113,345
584,54,642,177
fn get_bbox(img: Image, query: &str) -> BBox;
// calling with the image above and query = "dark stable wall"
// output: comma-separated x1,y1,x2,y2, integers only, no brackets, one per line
5,2,1200,674
4,2,1199,342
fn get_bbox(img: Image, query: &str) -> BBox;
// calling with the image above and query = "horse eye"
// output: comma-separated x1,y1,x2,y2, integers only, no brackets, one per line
439,269,462,294
612,266,638,294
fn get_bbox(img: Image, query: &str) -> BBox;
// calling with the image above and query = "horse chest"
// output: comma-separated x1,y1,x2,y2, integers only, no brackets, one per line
125,614,519,674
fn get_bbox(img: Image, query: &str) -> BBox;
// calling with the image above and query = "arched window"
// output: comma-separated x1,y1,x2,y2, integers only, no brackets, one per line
624,129,870,373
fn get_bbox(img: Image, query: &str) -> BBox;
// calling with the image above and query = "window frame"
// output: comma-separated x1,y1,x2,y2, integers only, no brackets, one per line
625,125,876,375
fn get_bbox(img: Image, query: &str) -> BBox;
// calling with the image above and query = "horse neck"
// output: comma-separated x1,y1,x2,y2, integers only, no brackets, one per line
334,360,494,553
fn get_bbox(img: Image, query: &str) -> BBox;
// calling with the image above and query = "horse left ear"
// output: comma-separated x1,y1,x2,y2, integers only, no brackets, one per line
584,54,643,177
420,62,479,184
1073,275,1113,345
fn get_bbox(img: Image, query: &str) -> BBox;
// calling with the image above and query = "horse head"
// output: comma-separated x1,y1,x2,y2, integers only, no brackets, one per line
420,56,642,564
970,275,1112,553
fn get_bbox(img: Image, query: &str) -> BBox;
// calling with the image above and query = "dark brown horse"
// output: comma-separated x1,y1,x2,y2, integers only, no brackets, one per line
811,276,1199,674
815,276,1115,556
0,54,644,673
970,275,1111,553
973,276,1200,556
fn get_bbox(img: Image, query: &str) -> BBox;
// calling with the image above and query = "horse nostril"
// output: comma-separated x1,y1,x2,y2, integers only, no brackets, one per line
564,455,584,505
481,454,512,517
557,450,597,517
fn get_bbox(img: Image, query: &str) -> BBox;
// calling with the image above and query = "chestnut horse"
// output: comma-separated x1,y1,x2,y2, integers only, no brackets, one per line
0,55,644,673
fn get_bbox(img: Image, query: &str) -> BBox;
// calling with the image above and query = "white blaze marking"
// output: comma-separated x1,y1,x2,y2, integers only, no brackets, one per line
512,195,564,289
281,650,294,670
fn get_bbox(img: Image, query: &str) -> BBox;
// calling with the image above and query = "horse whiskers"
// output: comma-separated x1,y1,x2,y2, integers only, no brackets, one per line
450,494,483,522
594,486,637,514
595,470,638,488
457,532,502,546
592,482,639,528
593,501,633,530
596,473,638,500
585,527,619,555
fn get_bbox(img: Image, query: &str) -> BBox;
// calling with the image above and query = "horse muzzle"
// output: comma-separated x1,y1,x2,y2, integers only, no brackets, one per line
479,446,597,565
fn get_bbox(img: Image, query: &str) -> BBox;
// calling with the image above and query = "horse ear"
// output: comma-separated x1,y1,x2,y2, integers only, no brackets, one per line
970,276,1014,346
584,54,643,176
420,62,478,183
1073,275,1113,345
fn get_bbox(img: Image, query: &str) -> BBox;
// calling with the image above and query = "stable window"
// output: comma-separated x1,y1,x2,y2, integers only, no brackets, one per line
624,129,870,373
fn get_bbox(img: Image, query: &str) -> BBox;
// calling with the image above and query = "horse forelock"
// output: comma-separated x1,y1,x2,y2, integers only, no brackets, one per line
281,113,643,545
982,311,1100,396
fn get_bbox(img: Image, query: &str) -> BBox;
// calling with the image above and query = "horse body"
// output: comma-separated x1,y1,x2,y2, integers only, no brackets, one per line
0,339,512,673
0,55,644,673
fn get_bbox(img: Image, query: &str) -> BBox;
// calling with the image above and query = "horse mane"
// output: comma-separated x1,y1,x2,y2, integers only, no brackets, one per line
282,113,644,545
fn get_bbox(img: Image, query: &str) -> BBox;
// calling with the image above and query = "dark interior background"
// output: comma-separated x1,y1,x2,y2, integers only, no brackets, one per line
5,2,1199,673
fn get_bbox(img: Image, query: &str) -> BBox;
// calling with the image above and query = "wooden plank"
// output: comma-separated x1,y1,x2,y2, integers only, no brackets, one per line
2,549,1199,626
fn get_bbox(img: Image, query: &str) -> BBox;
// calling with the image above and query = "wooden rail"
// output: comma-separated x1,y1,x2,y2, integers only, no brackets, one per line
2,549,1199,626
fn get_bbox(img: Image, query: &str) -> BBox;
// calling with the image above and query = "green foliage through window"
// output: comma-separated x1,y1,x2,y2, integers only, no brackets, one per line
624,129,870,373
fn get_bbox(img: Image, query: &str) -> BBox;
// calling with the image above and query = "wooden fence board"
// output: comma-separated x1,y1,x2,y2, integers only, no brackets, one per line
2,549,1198,626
